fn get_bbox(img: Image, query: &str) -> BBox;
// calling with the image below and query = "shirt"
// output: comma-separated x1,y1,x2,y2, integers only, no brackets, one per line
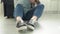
15,0,31,13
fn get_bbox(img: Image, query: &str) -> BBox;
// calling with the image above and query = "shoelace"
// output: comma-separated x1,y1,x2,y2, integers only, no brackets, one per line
29,19,35,25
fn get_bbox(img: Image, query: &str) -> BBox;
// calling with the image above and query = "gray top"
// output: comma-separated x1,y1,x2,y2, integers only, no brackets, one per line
15,0,31,13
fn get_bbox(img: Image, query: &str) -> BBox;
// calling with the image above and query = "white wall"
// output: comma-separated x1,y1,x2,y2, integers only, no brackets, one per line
40,0,58,11
58,1,60,11
0,0,1,2
40,0,60,14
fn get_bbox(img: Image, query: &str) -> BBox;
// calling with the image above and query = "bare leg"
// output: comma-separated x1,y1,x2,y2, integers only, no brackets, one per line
16,16,24,23
31,16,37,22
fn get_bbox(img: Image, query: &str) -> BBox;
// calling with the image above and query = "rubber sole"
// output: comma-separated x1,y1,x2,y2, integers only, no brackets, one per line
27,25,34,31
16,26,27,31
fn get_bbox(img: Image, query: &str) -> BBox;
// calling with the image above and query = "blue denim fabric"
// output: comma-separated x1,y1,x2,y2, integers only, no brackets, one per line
13,4,44,20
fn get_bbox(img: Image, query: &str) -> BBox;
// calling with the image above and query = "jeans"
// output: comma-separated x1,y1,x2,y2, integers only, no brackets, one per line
13,4,44,20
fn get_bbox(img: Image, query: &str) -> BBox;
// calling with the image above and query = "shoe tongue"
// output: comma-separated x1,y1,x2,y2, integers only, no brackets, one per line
29,19,35,25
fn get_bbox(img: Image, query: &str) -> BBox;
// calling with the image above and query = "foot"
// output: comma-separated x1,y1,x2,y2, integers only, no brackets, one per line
16,21,27,31
27,19,37,31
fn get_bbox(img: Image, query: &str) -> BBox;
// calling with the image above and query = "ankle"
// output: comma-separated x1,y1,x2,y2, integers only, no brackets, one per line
31,16,37,21
16,16,24,23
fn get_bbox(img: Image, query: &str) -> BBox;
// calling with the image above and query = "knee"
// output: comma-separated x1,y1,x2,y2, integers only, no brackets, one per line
37,4,44,9
16,4,23,8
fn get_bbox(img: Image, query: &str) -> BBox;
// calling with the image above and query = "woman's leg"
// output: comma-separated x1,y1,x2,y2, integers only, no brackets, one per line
26,4,44,21
26,4,44,30
14,4,24,22
14,4,27,30
31,4,44,21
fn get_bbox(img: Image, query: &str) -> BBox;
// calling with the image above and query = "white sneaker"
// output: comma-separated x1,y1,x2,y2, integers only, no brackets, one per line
16,21,27,31
27,24,35,31
27,19,36,31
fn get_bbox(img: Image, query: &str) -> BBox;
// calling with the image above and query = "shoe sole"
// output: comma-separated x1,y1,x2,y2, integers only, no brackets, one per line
16,26,27,31
27,25,34,31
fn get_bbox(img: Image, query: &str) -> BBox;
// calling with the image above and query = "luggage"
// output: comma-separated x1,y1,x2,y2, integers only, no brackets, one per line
1,0,14,18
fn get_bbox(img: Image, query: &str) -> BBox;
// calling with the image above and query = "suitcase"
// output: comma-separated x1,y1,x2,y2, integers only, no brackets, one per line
1,0,14,18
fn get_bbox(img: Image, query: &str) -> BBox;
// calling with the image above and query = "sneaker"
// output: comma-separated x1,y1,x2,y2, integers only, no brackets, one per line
27,19,36,31
16,21,27,31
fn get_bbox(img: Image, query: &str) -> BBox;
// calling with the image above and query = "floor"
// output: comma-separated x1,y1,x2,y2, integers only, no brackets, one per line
0,3,60,34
